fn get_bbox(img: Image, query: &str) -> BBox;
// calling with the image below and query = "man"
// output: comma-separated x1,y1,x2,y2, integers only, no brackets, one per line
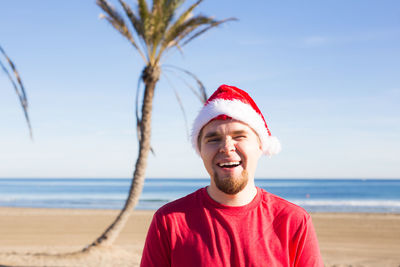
141,84,324,266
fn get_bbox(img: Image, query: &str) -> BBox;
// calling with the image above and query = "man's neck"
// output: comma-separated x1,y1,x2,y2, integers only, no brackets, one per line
206,182,258,206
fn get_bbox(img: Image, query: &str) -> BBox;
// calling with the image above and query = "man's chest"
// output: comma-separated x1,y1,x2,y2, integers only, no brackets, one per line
168,213,291,267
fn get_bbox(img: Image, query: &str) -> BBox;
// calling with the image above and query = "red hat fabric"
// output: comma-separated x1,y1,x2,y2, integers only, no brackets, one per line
191,84,281,156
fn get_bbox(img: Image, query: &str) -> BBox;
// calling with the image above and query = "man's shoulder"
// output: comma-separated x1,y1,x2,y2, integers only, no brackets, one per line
154,187,205,217
259,188,311,221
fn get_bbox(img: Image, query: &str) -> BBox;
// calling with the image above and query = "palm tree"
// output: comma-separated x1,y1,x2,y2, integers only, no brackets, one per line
0,45,32,138
83,0,235,251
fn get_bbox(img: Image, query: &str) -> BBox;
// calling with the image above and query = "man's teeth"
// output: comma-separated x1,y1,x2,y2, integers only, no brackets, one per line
218,162,241,167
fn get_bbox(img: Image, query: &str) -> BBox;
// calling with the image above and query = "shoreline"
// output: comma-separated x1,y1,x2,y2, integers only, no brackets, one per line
0,207,399,266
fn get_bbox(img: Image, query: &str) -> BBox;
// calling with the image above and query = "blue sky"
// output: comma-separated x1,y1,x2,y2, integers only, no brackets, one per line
1,0,399,178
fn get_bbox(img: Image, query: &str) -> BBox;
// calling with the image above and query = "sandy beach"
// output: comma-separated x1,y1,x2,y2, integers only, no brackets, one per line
0,207,399,267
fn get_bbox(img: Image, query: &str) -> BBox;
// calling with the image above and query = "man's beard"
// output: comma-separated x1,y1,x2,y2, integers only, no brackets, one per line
213,170,249,195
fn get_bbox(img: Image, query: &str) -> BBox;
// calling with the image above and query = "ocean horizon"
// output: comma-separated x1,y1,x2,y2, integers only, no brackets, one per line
1,178,399,213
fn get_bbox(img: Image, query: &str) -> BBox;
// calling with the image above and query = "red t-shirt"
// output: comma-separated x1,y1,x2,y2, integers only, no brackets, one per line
141,187,323,267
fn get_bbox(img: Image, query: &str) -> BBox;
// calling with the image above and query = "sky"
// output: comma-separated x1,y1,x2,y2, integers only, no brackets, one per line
1,0,399,179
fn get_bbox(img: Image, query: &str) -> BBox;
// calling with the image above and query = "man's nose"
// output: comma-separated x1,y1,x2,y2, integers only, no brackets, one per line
219,138,235,153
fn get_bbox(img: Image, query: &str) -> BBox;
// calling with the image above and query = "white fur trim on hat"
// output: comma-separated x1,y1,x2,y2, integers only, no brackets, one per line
191,99,281,156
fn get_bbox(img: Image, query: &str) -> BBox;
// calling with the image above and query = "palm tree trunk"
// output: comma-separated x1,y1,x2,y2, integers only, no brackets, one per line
83,65,160,251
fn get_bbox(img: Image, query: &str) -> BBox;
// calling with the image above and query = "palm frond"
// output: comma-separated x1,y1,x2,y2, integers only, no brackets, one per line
138,0,150,22
137,0,151,45
118,0,144,39
149,1,164,59
0,45,33,139
98,0,235,66
172,87,190,140
162,72,190,139
157,0,184,40
147,0,183,62
97,0,148,62
157,0,202,58
164,68,203,102
163,64,207,103
181,17,237,47
158,15,236,62
162,16,207,49
162,0,202,43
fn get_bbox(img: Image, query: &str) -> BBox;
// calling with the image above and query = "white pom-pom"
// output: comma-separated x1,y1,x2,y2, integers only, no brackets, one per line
263,136,281,156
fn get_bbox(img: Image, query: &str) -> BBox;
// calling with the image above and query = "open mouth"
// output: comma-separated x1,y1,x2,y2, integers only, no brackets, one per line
217,161,242,168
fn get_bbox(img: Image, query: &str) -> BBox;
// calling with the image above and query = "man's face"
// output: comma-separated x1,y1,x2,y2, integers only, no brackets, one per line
199,119,263,195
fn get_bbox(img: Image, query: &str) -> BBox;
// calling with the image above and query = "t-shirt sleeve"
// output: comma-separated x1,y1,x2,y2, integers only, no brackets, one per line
293,215,324,267
140,212,171,267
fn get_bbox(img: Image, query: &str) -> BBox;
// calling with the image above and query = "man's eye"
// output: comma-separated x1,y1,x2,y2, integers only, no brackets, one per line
234,135,246,140
207,138,220,143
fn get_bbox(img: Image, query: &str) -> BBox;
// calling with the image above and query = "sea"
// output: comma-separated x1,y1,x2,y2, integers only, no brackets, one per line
0,178,399,213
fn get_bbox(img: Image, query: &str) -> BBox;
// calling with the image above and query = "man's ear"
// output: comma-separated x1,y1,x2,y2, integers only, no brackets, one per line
257,136,262,151
197,128,204,153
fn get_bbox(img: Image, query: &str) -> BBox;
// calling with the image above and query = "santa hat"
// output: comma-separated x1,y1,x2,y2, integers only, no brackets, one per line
191,84,281,156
